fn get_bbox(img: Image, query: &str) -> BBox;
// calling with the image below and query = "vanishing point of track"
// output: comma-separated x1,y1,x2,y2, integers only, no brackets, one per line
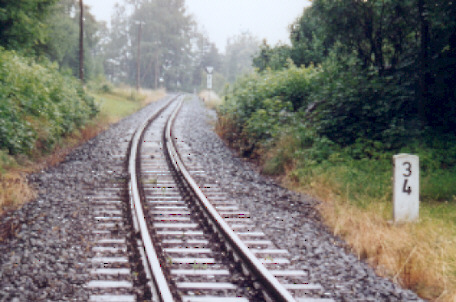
88,95,335,302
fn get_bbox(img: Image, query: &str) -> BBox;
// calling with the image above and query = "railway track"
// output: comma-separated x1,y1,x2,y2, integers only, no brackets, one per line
86,95,334,302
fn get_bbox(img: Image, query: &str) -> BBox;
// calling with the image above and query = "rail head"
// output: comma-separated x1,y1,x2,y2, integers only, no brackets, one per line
128,96,177,302
165,97,297,302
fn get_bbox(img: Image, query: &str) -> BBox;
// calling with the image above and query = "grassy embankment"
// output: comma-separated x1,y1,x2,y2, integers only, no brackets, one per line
91,84,166,124
215,65,456,301
0,56,165,215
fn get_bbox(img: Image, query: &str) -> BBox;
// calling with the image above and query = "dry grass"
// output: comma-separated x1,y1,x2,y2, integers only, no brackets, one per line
140,88,166,106
283,172,456,301
0,120,106,214
0,172,36,212
215,114,242,149
198,90,223,110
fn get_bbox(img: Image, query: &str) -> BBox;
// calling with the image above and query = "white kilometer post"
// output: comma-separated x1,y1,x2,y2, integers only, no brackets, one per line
393,154,419,222
206,74,212,90
206,66,213,102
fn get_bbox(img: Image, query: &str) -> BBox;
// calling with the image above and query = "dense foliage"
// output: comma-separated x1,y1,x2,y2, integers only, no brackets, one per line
229,0,456,149
219,0,456,202
0,0,57,51
0,49,98,155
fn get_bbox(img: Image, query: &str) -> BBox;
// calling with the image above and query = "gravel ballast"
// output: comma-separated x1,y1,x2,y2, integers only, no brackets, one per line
0,96,174,301
173,96,424,302
0,94,424,301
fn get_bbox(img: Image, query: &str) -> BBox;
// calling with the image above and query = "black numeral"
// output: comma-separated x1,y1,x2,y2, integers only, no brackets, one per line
403,161,412,177
403,179,412,195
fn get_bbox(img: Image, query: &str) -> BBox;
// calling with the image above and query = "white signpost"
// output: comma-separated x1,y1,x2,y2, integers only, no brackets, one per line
393,154,419,222
205,66,213,102
206,66,213,90
206,74,212,90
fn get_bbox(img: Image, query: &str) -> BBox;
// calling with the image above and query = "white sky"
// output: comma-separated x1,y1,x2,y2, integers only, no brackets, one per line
83,0,311,52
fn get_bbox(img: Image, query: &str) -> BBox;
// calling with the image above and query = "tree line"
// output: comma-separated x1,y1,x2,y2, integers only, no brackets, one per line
0,0,261,92
252,0,456,136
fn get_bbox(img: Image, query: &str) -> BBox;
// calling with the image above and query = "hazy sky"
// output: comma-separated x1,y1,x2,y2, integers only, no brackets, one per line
83,0,310,52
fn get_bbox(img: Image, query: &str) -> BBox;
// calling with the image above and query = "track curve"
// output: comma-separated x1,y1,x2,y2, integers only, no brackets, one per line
128,94,334,302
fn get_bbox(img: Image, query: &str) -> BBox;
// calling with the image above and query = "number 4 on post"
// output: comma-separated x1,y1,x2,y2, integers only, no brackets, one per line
403,179,412,195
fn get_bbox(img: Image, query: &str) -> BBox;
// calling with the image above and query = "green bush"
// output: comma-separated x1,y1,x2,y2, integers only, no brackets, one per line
218,65,318,156
218,52,456,204
245,97,292,141
0,49,98,155
308,55,416,147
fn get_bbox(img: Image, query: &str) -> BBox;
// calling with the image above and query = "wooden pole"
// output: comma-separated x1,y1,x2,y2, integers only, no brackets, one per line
136,22,142,91
155,53,159,89
79,0,84,82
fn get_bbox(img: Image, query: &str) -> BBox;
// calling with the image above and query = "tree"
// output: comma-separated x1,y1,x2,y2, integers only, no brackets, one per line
188,29,223,90
311,0,419,73
252,40,292,72
0,0,58,51
42,0,106,80
288,5,334,67
419,0,456,131
103,3,131,83
224,32,260,82
129,0,194,90
305,0,456,132
103,0,196,90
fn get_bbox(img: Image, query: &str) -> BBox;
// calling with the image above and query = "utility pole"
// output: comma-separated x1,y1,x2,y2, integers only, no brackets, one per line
79,0,84,82
154,53,159,89
136,21,143,91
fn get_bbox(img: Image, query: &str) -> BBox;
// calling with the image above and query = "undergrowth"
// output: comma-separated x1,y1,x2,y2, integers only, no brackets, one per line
216,60,456,301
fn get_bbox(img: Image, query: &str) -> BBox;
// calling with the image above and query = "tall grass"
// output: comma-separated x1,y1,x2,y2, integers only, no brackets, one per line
266,133,456,301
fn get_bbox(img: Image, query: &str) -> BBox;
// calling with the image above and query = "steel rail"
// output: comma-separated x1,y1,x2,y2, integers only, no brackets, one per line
165,98,297,302
128,95,177,302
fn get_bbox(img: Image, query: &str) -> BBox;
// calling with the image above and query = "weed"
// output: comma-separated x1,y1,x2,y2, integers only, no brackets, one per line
166,257,173,265
145,178,157,185
192,261,198,270
264,255,274,262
